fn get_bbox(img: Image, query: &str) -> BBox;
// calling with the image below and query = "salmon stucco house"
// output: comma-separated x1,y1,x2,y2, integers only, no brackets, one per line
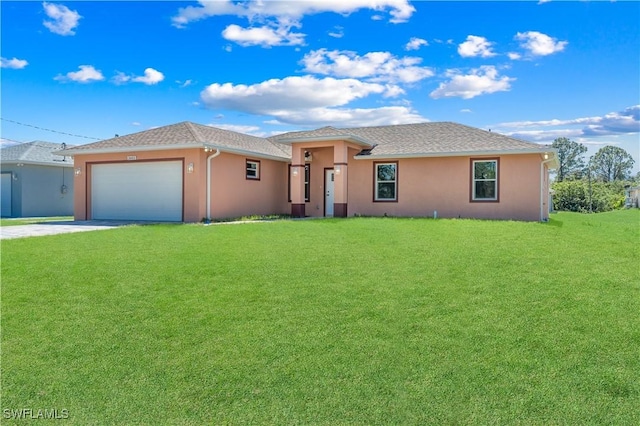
58,121,558,222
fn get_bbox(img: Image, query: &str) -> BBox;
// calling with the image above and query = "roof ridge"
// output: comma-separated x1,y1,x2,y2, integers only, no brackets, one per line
184,121,205,143
20,142,38,161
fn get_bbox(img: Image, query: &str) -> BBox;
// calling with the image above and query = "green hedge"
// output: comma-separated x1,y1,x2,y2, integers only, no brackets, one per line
552,180,627,213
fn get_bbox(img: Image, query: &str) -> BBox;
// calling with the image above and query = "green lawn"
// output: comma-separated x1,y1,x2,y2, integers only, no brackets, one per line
1,211,639,424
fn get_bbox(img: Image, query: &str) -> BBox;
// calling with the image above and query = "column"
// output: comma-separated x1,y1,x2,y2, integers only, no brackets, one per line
333,141,348,217
290,146,306,218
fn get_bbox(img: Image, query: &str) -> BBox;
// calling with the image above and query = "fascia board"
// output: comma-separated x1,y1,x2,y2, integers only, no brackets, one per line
1,160,74,168
58,143,290,162
354,148,558,163
276,135,373,147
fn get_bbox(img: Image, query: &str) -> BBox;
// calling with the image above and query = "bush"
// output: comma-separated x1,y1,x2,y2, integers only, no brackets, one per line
552,180,628,213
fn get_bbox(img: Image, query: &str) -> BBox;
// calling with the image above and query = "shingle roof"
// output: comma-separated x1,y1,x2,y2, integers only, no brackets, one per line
57,121,549,162
271,122,547,157
60,121,290,160
1,141,74,166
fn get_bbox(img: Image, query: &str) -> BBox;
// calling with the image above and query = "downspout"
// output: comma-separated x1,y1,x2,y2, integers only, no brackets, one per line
540,155,554,222
206,149,221,221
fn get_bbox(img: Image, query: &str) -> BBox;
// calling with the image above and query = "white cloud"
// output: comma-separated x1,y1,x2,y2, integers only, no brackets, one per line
502,128,581,142
177,79,194,88
498,105,640,137
200,75,424,126
201,75,390,113
132,68,164,85
515,31,567,56
460,109,472,113
507,52,522,60
430,66,514,99
222,23,305,47
267,106,426,127
131,122,141,126
210,123,264,136
112,72,131,85
172,0,414,47
112,68,165,85
405,37,428,51
1,57,28,69
42,2,81,36
328,26,344,38
458,35,496,58
55,65,104,83
301,49,434,84
1,138,21,148
173,0,414,26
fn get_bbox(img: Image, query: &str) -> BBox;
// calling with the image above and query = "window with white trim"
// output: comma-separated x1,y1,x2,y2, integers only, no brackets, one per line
374,162,397,201
472,159,498,201
246,160,260,180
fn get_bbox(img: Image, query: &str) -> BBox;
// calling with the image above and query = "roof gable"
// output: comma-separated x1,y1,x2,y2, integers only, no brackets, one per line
271,122,549,158
1,141,74,166
59,122,290,160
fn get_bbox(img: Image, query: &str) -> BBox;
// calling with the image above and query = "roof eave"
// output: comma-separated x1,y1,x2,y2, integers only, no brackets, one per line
203,144,290,162
57,143,208,156
276,135,373,147
1,160,74,168
56,143,290,162
354,148,558,162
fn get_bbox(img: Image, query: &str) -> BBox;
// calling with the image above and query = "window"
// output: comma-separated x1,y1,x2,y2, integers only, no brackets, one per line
288,164,310,202
471,159,499,201
374,162,397,201
246,160,260,180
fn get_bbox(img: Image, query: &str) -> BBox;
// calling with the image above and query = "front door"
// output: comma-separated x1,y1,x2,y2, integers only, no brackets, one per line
325,169,334,217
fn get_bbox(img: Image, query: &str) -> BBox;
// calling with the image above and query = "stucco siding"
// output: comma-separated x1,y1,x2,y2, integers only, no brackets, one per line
209,152,288,219
347,154,543,221
73,148,207,222
73,149,288,222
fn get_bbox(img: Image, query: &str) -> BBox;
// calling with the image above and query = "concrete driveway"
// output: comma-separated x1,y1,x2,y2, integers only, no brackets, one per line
0,221,138,240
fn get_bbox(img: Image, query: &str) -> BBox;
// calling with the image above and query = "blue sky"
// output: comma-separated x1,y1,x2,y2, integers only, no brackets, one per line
2,1,639,172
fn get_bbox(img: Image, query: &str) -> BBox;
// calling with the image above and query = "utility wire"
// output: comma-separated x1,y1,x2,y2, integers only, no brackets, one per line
1,117,102,140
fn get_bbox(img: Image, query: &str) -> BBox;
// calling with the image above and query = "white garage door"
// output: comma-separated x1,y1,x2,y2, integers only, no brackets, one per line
91,161,183,221
1,173,12,217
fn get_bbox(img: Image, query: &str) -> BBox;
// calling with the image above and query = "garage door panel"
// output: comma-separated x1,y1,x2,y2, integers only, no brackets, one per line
91,161,183,221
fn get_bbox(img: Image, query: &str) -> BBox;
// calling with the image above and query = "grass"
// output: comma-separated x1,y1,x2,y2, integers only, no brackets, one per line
0,216,73,227
208,213,291,223
1,210,639,424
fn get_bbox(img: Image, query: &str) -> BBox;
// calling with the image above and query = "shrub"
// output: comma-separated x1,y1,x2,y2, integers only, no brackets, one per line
552,180,628,213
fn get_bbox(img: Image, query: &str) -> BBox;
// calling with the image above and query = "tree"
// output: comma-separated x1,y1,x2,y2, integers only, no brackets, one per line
590,146,635,182
551,137,587,181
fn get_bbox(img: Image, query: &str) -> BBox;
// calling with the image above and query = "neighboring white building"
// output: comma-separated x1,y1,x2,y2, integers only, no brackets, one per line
625,186,640,208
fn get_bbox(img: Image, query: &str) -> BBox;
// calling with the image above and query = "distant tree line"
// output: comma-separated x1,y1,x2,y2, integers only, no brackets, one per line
550,137,637,213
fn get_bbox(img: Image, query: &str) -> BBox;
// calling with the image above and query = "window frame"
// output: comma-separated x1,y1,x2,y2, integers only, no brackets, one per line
246,159,260,181
288,164,310,202
470,158,499,202
373,161,398,202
